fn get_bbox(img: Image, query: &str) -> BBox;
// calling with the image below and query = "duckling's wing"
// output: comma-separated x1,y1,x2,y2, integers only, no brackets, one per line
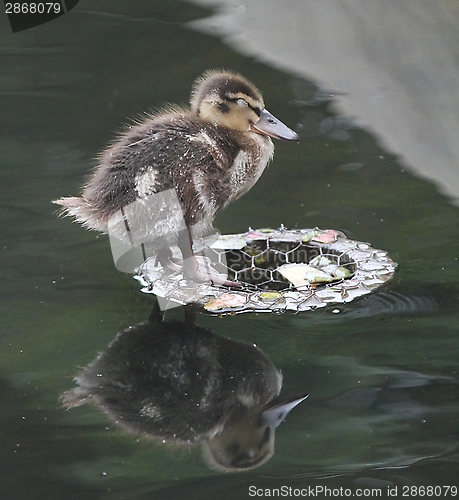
59,115,240,232
111,117,241,225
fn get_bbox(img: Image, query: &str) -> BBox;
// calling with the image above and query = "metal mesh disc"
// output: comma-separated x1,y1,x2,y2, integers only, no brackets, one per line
134,227,398,315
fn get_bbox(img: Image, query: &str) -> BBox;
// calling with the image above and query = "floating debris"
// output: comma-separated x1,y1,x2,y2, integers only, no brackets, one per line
258,291,284,301
204,293,248,312
278,263,336,286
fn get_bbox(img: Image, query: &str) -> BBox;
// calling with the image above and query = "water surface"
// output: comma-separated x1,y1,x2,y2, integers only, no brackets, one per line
0,2,458,499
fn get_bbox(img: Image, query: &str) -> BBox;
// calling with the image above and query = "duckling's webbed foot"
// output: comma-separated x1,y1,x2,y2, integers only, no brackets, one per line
182,254,241,287
156,247,182,272
178,228,241,288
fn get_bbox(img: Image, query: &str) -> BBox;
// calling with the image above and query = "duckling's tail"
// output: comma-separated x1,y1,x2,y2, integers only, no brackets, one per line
52,196,108,233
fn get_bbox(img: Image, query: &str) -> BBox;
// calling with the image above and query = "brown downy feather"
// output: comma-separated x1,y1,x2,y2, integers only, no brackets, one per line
53,196,109,233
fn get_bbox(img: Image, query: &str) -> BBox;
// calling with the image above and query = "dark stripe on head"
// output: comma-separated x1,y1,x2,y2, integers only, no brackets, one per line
224,96,262,117
217,101,230,113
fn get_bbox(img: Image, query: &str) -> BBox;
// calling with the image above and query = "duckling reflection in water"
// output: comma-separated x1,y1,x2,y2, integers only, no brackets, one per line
62,306,307,471
54,71,299,285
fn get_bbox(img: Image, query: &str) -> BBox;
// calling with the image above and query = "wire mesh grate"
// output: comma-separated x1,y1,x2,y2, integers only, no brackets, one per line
135,226,398,315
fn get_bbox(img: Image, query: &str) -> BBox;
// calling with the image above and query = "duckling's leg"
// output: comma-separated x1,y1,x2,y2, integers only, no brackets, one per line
148,299,165,323
177,227,209,281
184,303,198,332
178,227,241,287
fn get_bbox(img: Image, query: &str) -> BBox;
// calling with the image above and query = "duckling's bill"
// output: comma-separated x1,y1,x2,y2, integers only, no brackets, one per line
262,392,309,428
252,109,300,142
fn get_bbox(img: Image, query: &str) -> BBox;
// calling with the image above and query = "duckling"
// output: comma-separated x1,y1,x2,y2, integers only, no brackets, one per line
54,70,299,284
61,306,308,471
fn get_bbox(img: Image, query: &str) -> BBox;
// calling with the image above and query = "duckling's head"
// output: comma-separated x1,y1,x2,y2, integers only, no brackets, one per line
201,392,308,471
191,70,299,141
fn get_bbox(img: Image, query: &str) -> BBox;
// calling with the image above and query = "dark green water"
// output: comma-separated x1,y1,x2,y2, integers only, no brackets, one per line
1,2,458,499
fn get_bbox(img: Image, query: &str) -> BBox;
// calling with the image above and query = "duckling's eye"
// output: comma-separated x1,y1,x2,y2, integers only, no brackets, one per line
236,99,248,108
